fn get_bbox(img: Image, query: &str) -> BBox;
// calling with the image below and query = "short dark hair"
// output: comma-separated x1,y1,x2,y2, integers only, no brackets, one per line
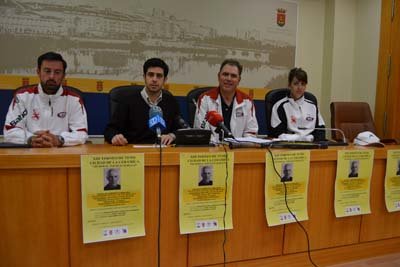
143,58,169,77
37,52,67,72
288,67,308,85
219,59,243,76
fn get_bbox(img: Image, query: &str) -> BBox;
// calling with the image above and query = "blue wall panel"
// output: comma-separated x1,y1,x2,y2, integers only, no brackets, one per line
1,90,267,136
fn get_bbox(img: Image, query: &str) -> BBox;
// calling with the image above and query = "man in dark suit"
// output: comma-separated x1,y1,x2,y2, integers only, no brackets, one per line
198,166,213,186
348,160,359,178
396,160,400,176
104,58,181,145
281,163,293,182
104,168,121,190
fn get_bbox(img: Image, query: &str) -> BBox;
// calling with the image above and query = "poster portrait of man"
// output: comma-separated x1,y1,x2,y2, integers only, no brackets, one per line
104,168,121,190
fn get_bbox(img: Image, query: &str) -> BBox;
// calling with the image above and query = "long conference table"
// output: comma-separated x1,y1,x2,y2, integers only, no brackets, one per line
1,144,400,267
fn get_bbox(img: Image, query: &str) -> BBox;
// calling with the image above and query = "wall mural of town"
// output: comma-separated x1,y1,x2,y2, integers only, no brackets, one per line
0,0,297,89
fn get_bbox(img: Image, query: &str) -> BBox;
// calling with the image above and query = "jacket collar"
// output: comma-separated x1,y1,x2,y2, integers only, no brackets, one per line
38,83,64,99
209,87,249,105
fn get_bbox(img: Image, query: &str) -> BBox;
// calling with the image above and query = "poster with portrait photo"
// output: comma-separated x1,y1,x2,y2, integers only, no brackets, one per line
198,165,213,186
348,160,359,178
103,168,122,190
179,152,234,234
265,151,310,226
281,163,294,182
335,150,373,218
384,150,400,212
81,153,145,243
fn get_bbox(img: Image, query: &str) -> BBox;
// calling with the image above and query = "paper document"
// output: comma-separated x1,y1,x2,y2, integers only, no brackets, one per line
225,136,272,144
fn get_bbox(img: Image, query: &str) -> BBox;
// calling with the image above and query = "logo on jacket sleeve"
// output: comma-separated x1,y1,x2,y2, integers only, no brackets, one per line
57,112,67,118
305,116,314,121
32,109,40,120
235,107,244,117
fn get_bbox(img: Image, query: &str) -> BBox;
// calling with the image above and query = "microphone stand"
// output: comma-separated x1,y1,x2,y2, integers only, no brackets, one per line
156,128,162,144
314,127,348,145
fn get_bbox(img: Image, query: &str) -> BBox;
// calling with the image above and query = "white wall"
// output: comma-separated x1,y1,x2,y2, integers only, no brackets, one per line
296,0,326,102
330,0,357,102
352,0,381,113
296,0,381,126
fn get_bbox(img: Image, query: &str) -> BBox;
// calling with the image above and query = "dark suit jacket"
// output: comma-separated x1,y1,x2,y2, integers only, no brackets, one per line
104,184,121,190
198,179,213,186
281,176,293,182
348,172,358,178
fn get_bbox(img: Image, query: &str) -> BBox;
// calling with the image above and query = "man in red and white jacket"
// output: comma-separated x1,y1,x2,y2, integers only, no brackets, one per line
194,59,258,142
3,52,88,147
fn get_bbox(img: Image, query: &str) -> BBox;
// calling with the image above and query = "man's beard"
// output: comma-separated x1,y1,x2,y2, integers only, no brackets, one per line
42,80,60,94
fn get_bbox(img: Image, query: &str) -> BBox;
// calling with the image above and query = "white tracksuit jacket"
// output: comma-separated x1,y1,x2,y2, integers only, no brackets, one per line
3,84,88,146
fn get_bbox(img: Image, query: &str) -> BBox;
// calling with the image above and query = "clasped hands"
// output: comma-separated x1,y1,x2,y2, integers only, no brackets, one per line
28,130,63,148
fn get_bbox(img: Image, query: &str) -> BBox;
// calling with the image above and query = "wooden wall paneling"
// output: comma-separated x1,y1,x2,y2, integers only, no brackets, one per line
386,0,400,138
0,168,70,267
188,163,284,266
284,161,361,254
375,0,393,137
360,159,400,241
68,168,158,267
198,238,400,267
375,0,400,139
159,165,188,267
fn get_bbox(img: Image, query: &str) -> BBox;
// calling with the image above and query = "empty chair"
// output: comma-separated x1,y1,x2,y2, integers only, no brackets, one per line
186,87,213,127
330,102,376,142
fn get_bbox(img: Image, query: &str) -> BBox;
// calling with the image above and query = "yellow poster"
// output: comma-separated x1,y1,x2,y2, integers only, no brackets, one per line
179,152,234,234
334,150,373,217
265,151,310,226
385,150,400,212
81,154,145,243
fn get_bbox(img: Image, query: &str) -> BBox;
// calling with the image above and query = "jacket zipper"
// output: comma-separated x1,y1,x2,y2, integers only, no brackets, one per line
49,99,53,116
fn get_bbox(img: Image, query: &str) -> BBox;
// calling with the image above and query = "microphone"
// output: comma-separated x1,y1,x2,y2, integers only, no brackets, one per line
205,111,234,138
314,127,348,144
148,105,166,140
175,115,190,129
298,127,348,145
229,142,268,149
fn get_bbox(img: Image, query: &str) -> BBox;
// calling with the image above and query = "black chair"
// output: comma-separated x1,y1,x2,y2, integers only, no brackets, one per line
109,85,175,117
264,88,318,135
186,87,213,127
109,85,144,117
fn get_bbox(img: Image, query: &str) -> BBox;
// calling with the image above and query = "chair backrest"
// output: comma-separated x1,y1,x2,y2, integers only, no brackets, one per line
264,88,318,135
109,85,174,117
330,102,376,142
186,87,213,127
109,85,144,117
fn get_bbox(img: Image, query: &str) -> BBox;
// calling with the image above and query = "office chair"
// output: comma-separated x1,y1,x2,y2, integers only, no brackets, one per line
264,88,318,136
330,102,376,142
186,87,213,127
109,85,144,117
109,85,174,117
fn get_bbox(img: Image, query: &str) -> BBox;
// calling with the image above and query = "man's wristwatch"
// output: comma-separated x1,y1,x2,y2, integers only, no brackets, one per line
57,135,65,147
27,136,34,147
